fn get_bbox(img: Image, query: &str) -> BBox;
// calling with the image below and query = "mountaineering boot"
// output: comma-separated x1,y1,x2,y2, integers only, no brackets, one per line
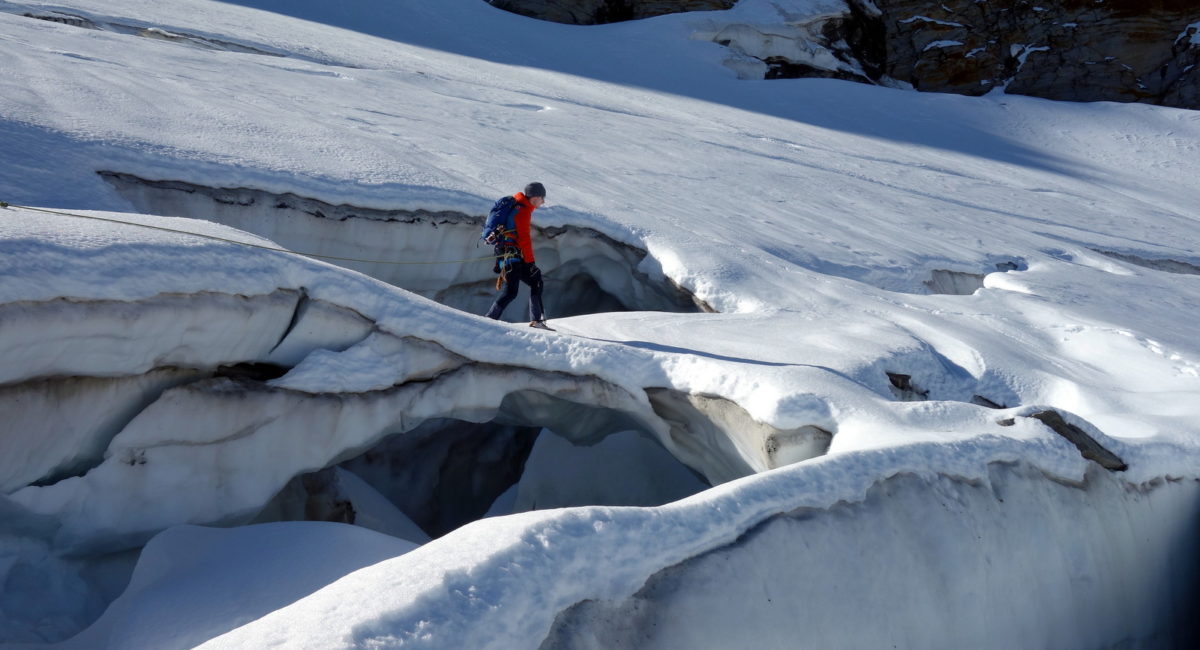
529,320,554,331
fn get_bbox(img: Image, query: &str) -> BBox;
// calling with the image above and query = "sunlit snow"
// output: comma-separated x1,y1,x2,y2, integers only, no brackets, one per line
1,0,1198,648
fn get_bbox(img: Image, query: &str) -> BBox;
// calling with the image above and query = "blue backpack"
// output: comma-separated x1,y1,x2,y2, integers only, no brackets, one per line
481,195,520,248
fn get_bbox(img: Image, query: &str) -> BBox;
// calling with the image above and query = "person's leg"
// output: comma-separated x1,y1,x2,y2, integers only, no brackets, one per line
525,264,545,322
486,263,523,319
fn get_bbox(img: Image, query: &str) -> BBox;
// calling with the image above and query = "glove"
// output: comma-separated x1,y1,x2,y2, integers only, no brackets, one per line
528,263,541,277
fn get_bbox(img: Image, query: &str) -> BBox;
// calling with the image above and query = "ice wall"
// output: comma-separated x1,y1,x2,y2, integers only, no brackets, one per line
0,220,829,642
198,444,1200,650
541,463,1200,649
100,172,709,319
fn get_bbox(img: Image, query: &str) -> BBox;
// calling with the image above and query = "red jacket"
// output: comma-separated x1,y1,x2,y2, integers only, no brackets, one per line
512,192,538,263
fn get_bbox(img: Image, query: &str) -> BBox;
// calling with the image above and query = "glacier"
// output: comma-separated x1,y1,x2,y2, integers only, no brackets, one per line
1,0,1199,648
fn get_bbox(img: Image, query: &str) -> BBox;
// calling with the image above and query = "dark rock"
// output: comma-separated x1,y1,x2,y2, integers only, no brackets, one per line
1029,409,1127,471
300,469,358,524
854,0,1200,109
493,0,1200,108
885,371,929,401
971,394,1006,409
488,0,734,25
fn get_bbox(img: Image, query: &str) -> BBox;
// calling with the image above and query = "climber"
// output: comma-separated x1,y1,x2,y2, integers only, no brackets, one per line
485,182,550,329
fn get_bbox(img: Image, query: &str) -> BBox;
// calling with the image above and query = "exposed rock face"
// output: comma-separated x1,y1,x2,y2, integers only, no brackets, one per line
491,0,1200,108
715,0,1200,108
487,0,734,25
869,0,1200,108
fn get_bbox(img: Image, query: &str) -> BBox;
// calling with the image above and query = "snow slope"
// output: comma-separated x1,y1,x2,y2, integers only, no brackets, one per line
1,0,1199,647
58,523,418,650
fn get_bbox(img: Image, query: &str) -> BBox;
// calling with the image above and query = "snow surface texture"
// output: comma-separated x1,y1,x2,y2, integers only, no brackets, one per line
1,0,1199,647
57,523,417,650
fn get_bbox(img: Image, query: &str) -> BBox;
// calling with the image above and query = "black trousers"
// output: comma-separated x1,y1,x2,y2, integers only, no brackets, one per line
486,261,545,321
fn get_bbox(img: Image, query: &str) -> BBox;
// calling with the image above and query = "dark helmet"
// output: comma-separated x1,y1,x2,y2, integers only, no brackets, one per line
524,182,546,199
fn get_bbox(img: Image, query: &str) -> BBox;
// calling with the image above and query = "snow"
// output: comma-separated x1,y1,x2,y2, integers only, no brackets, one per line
195,443,1197,650
1177,21,1199,47
1010,43,1051,70
924,39,964,52
0,0,1199,647
899,15,966,28
509,429,710,511
531,461,1197,649
688,1,859,80
58,522,417,650
269,332,457,394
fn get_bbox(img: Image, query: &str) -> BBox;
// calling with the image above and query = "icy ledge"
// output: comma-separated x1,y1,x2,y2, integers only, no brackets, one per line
200,439,1200,649
2,287,832,554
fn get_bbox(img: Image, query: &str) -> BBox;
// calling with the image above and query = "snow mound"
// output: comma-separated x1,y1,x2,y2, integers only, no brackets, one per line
59,522,416,650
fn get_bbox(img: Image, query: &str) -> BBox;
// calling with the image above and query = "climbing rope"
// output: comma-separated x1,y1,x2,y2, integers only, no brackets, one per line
1,201,501,266
495,249,520,290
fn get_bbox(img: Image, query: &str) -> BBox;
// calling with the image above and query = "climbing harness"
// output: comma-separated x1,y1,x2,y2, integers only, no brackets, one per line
2,201,504,267
495,248,520,290
485,222,523,291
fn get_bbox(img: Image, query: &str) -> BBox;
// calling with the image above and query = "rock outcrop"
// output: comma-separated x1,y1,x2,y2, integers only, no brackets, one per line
487,0,734,25
867,0,1200,108
491,0,1200,109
